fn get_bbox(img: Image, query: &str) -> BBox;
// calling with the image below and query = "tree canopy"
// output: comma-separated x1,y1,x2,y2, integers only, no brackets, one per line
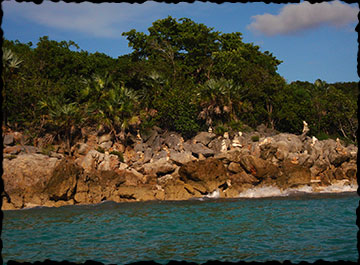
2,16,358,151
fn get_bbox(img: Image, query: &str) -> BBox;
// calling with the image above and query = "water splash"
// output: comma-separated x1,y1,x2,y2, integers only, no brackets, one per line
204,189,220,199
238,183,358,198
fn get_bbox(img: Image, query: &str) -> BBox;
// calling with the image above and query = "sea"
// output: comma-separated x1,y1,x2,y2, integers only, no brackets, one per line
2,186,359,265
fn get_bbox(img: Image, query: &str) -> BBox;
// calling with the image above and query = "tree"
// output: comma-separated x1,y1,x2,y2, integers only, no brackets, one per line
80,73,140,140
39,96,83,154
2,47,23,127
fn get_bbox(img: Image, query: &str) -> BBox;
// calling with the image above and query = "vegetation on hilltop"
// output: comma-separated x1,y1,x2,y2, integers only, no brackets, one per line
2,16,358,152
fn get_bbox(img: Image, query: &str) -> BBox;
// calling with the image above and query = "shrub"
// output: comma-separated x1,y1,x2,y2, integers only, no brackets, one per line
96,146,105,153
110,150,124,162
251,135,259,142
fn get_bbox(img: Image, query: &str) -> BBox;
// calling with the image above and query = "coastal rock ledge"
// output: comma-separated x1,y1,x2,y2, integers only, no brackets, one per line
2,128,358,210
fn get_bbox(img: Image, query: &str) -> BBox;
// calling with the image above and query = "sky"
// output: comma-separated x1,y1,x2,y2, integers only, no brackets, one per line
2,0,359,84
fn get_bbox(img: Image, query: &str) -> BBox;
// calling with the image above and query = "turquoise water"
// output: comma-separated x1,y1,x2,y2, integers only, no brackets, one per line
2,192,359,264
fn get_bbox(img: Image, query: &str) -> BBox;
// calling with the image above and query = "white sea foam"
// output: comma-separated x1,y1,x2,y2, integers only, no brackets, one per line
238,186,284,198
319,180,358,193
205,189,221,198
238,183,358,198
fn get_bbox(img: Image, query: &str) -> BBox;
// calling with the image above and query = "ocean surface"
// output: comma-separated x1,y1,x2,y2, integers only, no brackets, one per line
2,190,359,264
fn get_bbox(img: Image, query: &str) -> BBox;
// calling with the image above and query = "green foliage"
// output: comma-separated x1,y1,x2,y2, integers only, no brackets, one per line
2,20,357,146
110,150,124,162
152,85,200,139
40,144,55,156
214,124,228,136
96,146,105,154
251,135,260,142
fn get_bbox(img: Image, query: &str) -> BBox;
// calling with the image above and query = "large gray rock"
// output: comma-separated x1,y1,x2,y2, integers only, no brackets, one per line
143,148,153,163
152,150,168,161
142,158,176,176
163,132,183,151
151,135,162,153
190,142,215,157
3,134,14,146
169,150,196,165
273,133,304,153
2,153,61,209
193,132,216,146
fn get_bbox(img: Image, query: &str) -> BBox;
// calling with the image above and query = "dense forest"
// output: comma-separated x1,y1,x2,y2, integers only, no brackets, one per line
2,16,358,152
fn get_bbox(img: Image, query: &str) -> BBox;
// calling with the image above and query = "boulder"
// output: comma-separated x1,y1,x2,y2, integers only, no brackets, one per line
164,184,193,200
142,158,176,176
163,132,183,151
179,157,228,192
274,141,289,161
328,149,350,167
3,134,14,145
276,159,312,189
229,171,258,185
143,147,154,163
115,185,156,201
193,132,216,146
208,138,224,153
273,133,304,153
169,150,196,165
239,155,279,179
189,142,215,157
2,153,61,209
45,159,83,202
152,150,169,161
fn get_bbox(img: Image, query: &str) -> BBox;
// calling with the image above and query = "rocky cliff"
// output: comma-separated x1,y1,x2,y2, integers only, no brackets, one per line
2,126,358,210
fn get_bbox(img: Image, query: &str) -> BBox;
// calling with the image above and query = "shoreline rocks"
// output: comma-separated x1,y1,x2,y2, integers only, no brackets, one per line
2,127,358,210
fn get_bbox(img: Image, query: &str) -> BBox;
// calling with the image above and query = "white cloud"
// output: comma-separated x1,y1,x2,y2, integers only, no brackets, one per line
2,1,160,38
247,1,358,36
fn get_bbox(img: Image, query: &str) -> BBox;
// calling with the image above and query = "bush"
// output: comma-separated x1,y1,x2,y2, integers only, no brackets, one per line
251,135,259,142
110,150,124,162
96,146,105,153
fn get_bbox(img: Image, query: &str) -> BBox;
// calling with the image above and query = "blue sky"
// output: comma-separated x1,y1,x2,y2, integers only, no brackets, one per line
2,0,358,84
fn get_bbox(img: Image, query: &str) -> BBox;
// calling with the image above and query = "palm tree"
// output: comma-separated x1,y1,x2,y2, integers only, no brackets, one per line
196,78,242,127
2,47,23,127
39,97,82,154
80,73,140,141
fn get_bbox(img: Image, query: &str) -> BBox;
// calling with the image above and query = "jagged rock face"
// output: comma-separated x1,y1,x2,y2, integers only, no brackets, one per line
2,128,358,210
179,157,228,193
239,155,279,180
276,159,311,189
45,159,83,202
2,154,61,209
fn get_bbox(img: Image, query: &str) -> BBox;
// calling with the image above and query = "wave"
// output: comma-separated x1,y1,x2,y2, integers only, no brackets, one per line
237,182,358,198
204,189,221,199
